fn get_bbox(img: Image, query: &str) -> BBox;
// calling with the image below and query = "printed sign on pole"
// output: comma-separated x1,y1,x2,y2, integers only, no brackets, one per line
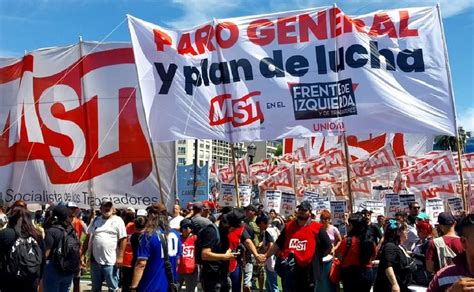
399,194,416,212
365,200,385,223
177,163,209,208
330,201,347,225
386,193,401,218
219,184,237,207
447,197,463,217
426,198,444,224
280,192,296,217
239,184,252,207
264,190,282,212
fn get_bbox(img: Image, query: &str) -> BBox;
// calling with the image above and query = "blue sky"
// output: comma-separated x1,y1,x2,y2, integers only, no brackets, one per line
1,0,473,131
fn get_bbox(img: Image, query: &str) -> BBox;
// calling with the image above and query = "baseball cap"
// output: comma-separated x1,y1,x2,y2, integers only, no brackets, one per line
53,205,70,220
297,200,312,211
180,218,193,229
223,208,245,228
66,202,78,208
127,207,136,213
192,201,204,210
101,199,113,207
438,212,456,225
137,209,147,217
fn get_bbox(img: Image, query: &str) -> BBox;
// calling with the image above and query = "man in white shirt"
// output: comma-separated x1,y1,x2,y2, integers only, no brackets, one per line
81,199,127,292
169,204,184,230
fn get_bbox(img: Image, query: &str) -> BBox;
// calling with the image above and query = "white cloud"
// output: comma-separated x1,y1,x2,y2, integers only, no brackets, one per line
458,107,474,132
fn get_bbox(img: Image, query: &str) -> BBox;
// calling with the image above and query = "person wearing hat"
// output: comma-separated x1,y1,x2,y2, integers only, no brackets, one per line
426,212,465,273
428,214,474,292
177,218,198,292
81,199,127,292
262,200,332,291
43,204,81,292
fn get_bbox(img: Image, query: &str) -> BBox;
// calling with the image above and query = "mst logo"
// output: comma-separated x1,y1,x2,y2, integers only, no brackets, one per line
289,238,307,251
209,91,264,127
289,78,358,120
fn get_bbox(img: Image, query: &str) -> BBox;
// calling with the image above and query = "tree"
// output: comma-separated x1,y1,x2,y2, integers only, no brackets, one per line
434,127,467,152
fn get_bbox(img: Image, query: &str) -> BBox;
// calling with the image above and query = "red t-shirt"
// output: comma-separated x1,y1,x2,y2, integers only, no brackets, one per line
178,235,197,274
426,236,464,270
281,220,322,267
228,226,245,272
123,222,136,267
336,237,375,268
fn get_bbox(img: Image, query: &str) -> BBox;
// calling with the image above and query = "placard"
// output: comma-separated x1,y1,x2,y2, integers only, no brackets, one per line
365,200,385,223
447,197,463,217
239,184,252,207
426,198,444,224
280,192,296,218
399,194,416,212
264,190,282,212
330,201,347,225
219,184,237,207
385,193,401,218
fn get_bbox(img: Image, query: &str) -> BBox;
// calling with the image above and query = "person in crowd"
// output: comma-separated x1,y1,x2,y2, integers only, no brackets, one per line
81,199,127,292
68,203,88,292
404,202,421,250
269,209,285,231
209,186,219,206
170,204,185,230
186,202,212,228
263,200,332,291
377,214,385,236
317,209,342,292
428,213,474,292
43,204,81,292
0,203,7,229
395,211,408,224
337,212,350,237
199,208,247,291
130,203,182,292
127,210,147,291
256,214,280,292
362,209,383,245
177,218,198,292
244,204,262,292
336,213,377,292
374,219,415,292
202,201,216,222
0,206,45,292
412,219,434,286
122,208,137,292
426,212,464,273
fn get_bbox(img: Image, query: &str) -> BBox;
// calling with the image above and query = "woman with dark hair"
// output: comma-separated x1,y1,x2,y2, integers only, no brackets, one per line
374,219,415,292
412,220,433,286
336,213,377,292
0,207,45,292
130,203,182,292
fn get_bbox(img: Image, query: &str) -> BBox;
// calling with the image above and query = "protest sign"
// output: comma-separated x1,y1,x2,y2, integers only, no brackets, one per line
365,200,385,223
177,164,209,208
399,194,416,212
385,193,401,218
264,190,282,212
330,201,347,225
219,184,237,207
239,184,252,207
426,198,444,224
447,197,463,217
280,192,296,217
129,6,456,143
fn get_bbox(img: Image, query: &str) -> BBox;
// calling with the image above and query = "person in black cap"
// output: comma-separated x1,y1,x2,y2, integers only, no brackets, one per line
262,200,331,291
43,204,81,292
426,212,465,273
177,218,198,292
243,204,261,292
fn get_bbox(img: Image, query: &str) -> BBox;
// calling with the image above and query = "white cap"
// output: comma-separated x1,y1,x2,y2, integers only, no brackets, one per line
127,207,136,213
137,209,147,217
67,202,78,208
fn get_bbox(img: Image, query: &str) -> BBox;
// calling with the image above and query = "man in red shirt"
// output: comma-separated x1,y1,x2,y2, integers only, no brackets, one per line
428,214,474,292
177,219,198,292
262,201,331,291
426,212,465,273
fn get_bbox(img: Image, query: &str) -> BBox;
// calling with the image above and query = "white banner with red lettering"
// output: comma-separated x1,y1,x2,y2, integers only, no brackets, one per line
0,42,175,209
128,6,456,143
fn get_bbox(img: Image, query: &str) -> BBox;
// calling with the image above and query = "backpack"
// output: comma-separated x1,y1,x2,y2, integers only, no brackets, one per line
194,223,220,265
4,234,42,280
52,225,81,273
433,237,457,269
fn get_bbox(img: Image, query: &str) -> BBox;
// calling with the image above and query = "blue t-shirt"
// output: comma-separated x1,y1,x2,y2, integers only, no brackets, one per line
137,229,182,292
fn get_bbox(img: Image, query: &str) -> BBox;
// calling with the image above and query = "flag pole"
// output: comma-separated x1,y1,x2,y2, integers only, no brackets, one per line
456,142,467,210
342,133,354,212
231,144,241,208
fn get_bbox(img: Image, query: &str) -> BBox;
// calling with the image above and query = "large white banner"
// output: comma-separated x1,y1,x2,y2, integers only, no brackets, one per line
0,43,175,209
129,6,456,143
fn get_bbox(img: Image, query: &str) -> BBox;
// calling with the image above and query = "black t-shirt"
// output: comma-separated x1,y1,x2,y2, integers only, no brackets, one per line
368,223,383,243
130,231,142,268
374,242,412,292
44,226,64,259
200,224,229,276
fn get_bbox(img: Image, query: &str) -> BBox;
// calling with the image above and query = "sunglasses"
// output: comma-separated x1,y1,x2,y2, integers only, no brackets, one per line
411,206,420,209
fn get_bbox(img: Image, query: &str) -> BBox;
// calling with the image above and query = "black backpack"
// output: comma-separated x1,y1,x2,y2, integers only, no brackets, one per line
52,225,81,273
4,233,42,280
195,223,220,265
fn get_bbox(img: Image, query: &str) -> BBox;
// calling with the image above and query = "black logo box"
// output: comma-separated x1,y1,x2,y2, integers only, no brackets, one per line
289,78,357,120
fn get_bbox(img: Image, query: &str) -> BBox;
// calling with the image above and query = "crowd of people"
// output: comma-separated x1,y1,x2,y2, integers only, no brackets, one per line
0,198,473,292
